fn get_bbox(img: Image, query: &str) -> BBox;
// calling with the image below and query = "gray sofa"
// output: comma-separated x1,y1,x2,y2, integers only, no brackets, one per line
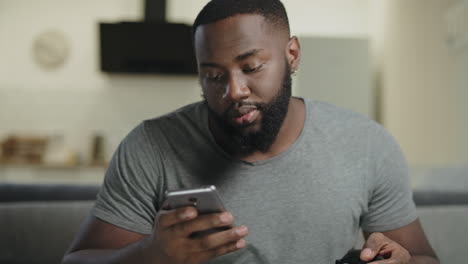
0,184,467,264
0,184,98,264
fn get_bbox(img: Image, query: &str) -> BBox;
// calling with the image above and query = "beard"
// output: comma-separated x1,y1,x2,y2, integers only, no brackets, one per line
205,63,292,156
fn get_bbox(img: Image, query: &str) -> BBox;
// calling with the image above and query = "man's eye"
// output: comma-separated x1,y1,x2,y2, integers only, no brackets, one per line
205,73,223,81
243,64,264,73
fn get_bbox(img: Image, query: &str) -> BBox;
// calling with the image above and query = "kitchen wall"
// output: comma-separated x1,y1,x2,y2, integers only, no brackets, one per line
2,0,466,170
374,0,468,167
0,0,371,164
168,0,370,37
0,0,198,164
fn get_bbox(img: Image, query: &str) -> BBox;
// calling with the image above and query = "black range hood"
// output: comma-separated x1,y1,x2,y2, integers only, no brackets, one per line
99,0,197,74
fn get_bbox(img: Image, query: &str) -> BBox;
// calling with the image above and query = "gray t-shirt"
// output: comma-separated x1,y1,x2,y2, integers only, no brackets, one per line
92,99,417,264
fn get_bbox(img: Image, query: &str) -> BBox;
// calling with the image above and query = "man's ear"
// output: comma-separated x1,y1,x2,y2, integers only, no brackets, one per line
286,36,301,72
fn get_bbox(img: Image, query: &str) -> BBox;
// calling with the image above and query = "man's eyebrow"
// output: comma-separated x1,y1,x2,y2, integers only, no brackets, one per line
235,49,263,62
199,49,264,68
199,62,221,68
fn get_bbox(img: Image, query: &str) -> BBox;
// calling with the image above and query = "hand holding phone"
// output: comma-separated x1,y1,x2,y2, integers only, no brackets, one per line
145,186,248,264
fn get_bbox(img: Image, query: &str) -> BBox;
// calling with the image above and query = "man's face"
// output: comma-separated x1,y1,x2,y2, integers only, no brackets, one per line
194,14,293,155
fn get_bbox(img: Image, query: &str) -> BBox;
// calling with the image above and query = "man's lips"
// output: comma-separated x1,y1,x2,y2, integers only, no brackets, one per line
231,107,260,126
235,105,258,116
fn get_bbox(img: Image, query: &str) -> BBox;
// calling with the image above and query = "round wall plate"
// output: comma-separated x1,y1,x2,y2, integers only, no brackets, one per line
32,30,70,69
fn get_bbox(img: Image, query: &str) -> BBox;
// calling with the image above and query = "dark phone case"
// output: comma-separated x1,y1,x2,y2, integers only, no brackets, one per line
335,249,384,264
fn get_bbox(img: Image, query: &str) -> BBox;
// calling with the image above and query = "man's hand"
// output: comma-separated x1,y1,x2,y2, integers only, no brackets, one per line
361,232,411,264
146,206,248,264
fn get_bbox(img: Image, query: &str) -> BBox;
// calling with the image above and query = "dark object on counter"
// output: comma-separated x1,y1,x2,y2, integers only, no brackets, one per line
336,249,384,264
91,134,106,166
0,136,47,164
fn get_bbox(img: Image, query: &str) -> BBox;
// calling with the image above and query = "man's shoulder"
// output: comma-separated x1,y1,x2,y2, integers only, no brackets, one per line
306,99,381,135
146,101,205,123
117,101,208,158
305,100,402,160
133,101,209,148
141,101,206,131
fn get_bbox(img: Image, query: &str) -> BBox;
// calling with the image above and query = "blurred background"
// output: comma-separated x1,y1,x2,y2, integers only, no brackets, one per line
0,1,467,263
1,0,467,187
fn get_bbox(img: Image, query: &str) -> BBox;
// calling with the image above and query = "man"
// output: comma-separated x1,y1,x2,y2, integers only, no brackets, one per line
62,0,439,263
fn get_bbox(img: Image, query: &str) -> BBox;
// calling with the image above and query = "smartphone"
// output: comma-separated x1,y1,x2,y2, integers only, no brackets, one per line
162,185,228,237
162,185,226,214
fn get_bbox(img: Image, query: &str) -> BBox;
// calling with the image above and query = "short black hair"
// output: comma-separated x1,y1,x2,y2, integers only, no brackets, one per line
193,0,290,38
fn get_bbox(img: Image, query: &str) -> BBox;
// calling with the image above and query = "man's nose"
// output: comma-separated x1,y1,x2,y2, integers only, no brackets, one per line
223,75,251,102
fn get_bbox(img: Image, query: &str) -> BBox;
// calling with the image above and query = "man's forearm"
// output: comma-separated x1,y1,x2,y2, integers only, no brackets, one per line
62,237,157,264
410,255,440,264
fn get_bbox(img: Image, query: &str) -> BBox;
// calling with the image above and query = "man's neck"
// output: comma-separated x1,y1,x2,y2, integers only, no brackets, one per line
209,97,306,163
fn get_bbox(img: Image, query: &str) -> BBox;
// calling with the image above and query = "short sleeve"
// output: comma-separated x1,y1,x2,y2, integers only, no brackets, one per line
91,123,161,235
360,125,418,233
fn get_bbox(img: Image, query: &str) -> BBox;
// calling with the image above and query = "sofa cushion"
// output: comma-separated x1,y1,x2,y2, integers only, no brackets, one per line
417,205,468,264
0,201,94,264
0,184,100,202
413,191,468,206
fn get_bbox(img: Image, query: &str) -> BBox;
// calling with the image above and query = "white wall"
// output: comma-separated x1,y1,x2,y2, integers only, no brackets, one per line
0,0,201,163
3,0,466,175
168,0,370,37
0,0,371,165
295,37,372,117
375,0,468,167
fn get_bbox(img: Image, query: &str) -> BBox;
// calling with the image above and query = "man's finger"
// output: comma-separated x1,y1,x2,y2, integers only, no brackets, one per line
361,232,389,261
157,206,198,228
174,212,233,236
192,225,248,252
196,239,246,263
213,239,246,257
